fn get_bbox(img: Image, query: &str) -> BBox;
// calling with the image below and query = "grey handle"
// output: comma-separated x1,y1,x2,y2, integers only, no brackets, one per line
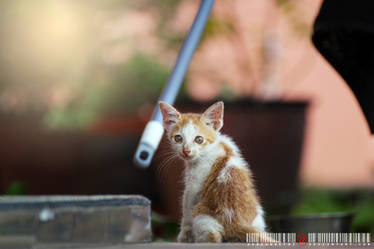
134,0,215,168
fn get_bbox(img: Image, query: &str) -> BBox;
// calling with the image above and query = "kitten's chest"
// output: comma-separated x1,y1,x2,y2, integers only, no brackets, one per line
184,163,212,204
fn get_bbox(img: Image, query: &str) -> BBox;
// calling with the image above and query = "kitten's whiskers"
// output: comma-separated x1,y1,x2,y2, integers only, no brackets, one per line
156,152,178,180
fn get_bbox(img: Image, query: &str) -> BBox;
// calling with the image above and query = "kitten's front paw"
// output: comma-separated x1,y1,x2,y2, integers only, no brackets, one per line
177,227,194,242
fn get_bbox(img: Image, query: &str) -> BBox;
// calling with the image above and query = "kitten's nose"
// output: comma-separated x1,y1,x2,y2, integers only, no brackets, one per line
183,150,191,157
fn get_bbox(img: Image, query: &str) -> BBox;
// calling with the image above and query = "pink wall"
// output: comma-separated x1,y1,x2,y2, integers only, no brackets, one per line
280,1,374,187
182,0,374,187
286,39,374,187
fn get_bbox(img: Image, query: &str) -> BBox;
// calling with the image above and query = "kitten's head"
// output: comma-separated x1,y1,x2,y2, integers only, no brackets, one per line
159,101,224,162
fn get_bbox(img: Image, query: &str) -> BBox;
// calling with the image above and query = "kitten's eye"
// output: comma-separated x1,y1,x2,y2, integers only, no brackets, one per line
194,136,204,144
174,135,183,143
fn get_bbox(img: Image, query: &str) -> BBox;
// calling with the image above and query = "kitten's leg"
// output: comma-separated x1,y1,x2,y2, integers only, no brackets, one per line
177,189,194,242
192,215,223,242
177,217,194,242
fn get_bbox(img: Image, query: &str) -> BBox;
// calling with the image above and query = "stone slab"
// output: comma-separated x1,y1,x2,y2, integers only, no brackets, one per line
0,195,151,247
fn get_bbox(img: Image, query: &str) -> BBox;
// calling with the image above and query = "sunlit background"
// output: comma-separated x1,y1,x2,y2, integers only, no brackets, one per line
0,0,373,239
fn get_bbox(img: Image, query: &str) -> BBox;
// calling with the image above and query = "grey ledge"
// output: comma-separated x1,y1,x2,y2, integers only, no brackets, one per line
0,195,150,210
0,195,151,245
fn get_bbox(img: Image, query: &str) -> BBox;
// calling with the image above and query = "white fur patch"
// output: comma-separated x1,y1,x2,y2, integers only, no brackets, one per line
218,135,241,156
181,121,198,144
183,164,212,217
217,165,231,183
192,215,223,242
227,156,247,170
217,156,248,183
224,208,234,223
180,135,225,228
252,206,266,232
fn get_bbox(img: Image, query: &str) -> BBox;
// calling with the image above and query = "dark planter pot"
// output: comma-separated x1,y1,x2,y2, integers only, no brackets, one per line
268,213,354,233
0,117,161,207
0,99,309,221
155,98,309,219
222,99,308,215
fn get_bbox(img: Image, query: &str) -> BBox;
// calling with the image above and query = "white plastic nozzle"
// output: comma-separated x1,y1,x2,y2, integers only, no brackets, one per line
133,120,164,168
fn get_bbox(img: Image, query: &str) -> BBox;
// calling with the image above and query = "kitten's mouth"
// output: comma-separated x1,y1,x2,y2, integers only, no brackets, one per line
180,153,193,160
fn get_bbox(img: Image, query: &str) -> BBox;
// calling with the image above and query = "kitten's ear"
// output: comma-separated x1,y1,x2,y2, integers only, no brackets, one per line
202,101,224,131
159,101,181,130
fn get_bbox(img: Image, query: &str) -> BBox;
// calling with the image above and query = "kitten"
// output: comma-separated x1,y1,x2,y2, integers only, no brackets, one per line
159,101,267,243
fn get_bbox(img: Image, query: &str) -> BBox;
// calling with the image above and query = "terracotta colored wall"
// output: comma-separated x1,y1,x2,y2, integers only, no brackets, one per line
184,0,374,187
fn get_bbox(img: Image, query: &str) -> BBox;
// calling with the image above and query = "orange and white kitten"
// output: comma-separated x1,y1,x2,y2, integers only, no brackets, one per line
159,101,266,242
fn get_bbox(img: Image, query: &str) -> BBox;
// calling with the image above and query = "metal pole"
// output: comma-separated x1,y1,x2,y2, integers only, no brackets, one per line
134,0,215,168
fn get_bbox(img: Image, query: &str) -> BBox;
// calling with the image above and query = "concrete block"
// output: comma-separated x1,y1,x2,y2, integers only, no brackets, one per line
0,195,151,246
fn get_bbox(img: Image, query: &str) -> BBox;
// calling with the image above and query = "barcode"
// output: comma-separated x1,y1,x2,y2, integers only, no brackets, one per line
246,233,372,244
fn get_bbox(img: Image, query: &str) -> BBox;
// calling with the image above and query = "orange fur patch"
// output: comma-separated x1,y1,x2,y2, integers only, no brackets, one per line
192,142,261,241
207,231,222,242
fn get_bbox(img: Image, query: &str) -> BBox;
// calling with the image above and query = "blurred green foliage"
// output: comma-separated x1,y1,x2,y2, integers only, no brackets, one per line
292,189,374,234
44,53,169,129
0,0,325,131
5,182,28,195
201,17,235,43
152,212,179,242
276,0,310,37
0,1,181,130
